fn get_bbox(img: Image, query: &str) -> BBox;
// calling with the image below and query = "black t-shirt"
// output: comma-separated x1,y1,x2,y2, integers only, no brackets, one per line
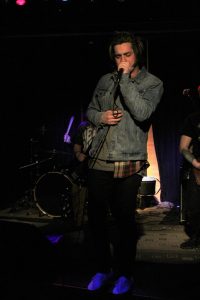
71,121,96,155
181,111,200,158
71,121,90,146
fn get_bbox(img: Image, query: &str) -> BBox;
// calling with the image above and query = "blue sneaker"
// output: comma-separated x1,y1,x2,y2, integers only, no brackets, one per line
112,276,134,295
87,272,113,291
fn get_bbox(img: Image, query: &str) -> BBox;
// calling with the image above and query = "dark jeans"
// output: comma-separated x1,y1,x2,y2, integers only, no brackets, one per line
184,169,200,239
87,169,142,278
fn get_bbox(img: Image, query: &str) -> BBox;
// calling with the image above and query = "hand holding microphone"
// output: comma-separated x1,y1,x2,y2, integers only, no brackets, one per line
117,62,135,81
116,68,124,81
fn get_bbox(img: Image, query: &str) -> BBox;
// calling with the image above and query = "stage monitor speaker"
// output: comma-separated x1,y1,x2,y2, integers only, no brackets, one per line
140,178,156,196
0,220,58,284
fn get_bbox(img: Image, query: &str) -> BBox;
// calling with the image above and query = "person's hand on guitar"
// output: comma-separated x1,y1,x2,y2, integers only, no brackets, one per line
193,158,200,170
75,151,87,162
74,144,87,162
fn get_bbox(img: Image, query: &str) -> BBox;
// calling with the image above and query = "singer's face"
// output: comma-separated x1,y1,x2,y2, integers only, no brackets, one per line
114,42,136,68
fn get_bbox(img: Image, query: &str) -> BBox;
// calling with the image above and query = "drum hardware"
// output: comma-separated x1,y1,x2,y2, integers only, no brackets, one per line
59,191,73,219
39,148,74,172
19,157,53,170
29,138,39,157
18,146,54,212
18,145,73,215
42,149,73,157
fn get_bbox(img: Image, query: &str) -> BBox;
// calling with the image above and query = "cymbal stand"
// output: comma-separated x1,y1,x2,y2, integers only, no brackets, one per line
17,138,39,210
19,158,54,212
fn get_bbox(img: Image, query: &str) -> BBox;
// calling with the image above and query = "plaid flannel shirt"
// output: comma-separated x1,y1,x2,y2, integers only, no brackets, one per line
114,160,149,178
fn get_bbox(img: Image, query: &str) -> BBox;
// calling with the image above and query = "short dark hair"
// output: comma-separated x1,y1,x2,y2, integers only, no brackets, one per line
109,31,145,68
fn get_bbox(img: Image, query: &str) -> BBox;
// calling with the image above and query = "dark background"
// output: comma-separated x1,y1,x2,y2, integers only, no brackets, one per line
1,0,200,208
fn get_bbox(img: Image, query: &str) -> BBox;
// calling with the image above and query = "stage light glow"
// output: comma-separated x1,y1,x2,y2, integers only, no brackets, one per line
46,234,63,244
16,0,27,6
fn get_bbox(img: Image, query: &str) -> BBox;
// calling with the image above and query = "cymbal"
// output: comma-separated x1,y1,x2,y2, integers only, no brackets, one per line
43,149,72,156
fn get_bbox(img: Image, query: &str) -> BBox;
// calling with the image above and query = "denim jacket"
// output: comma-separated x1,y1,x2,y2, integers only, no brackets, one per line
86,67,164,161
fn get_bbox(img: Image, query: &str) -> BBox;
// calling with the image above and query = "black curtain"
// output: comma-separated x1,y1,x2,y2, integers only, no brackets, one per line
148,34,200,206
152,81,200,205
152,91,183,205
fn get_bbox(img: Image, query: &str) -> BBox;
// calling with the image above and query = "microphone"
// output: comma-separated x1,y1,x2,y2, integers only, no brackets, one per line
116,68,124,81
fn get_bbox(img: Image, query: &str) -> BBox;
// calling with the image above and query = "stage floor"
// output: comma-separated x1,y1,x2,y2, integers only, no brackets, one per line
1,200,200,300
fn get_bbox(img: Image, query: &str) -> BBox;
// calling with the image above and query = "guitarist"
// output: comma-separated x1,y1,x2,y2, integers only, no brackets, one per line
70,120,96,226
179,96,200,248
71,120,96,183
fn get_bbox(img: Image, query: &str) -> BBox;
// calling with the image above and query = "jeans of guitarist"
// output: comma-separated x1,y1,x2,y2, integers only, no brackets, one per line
183,168,200,244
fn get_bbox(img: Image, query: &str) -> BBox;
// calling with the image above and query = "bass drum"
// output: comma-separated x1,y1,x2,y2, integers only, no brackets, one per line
34,171,74,218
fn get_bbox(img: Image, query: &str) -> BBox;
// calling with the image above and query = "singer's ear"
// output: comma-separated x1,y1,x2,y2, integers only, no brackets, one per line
109,44,115,61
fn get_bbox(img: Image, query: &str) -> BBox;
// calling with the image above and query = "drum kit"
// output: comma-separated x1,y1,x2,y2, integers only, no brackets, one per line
18,140,86,222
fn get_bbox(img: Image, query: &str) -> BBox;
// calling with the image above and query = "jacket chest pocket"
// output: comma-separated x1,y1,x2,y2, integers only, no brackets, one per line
97,89,114,110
